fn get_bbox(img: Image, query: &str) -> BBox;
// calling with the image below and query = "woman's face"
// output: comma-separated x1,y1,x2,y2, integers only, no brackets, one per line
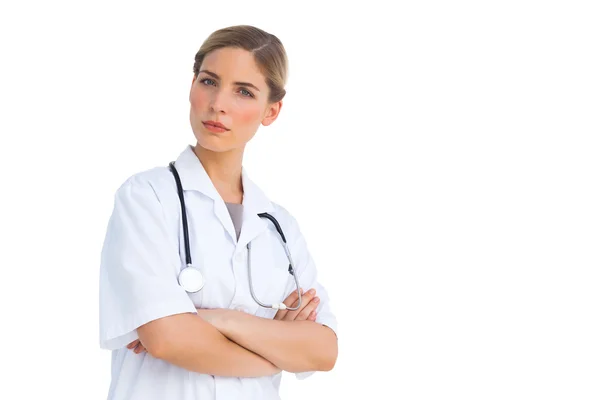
189,47,281,154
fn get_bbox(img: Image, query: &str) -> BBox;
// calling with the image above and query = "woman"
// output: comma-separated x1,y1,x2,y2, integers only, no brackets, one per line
99,25,338,400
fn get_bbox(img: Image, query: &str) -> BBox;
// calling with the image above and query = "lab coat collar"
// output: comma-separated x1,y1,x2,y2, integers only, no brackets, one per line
174,145,221,202
173,145,275,246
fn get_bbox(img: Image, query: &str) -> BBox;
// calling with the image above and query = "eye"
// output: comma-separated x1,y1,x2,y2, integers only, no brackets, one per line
239,88,254,98
199,78,216,86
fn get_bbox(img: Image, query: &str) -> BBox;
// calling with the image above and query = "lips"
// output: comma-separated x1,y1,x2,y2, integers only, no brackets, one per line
202,120,229,130
202,121,229,134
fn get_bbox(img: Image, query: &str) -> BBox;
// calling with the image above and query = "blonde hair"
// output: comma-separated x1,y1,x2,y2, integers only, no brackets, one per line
193,25,288,103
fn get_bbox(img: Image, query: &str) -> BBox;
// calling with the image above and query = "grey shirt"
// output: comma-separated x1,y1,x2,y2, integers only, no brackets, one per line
225,202,244,241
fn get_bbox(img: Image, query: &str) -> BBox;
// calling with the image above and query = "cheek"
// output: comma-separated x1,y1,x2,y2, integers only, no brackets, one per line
190,89,208,110
234,102,263,125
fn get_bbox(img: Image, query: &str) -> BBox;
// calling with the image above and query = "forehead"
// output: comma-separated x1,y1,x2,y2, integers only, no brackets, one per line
200,47,267,87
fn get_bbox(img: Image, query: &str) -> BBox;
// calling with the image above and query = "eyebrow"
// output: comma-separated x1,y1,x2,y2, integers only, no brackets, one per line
198,70,261,92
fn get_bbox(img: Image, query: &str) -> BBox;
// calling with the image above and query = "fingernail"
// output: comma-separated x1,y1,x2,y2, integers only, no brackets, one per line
300,288,304,294
312,297,320,303
309,289,316,295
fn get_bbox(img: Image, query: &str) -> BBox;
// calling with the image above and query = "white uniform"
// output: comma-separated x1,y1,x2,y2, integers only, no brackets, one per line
99,145,338,400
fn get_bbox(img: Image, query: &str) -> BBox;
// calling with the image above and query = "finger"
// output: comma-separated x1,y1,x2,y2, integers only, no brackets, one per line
134,343,146,354
284,288,303,307
127,340,140,349
283,288,316,321
275,288,303,320
273,309,286,320
308,311,317,321
295,296,320,321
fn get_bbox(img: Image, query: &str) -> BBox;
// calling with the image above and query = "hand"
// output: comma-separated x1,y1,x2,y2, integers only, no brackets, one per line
274,288,320,321
126,339,146,354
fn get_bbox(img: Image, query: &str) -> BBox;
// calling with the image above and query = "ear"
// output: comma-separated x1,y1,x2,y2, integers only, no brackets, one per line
261,100,283,127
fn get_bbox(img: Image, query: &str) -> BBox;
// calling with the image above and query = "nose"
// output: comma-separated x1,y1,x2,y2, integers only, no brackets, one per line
209,88,228,114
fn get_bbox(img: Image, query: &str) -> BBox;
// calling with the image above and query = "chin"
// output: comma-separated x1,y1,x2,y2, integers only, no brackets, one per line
195,141,226,153
194,136,236,154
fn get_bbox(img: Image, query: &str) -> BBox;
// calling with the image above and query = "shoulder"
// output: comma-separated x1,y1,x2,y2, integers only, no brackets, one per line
270,201,294,223
113,166,177,206
269,201,304,240
268,201,315,264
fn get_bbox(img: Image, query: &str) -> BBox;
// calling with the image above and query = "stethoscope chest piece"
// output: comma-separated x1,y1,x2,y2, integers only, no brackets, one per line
178,265,205,293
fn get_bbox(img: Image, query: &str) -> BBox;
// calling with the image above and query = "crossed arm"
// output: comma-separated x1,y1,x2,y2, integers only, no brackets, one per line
133,288,338,378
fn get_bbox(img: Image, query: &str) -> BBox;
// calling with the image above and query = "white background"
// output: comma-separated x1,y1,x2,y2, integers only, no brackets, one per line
1,1,599,399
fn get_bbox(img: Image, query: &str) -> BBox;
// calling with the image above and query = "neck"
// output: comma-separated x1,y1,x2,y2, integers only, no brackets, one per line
192,144,244,203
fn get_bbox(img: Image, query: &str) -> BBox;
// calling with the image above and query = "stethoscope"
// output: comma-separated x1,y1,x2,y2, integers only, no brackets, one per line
168,162,302,311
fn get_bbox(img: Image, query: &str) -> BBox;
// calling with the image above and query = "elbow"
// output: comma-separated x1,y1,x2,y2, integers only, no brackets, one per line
286,349,337,374
144,336,170,360
138,313,213,363
138,331,171,359
322,326,338,371
323,357,337,372
320,344,338,371
315,333,338,372
143,328,192,361
137,318,182,360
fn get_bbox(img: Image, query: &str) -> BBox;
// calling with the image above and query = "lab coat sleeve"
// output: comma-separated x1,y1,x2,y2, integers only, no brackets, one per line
286,215,339,380
99,176,197,350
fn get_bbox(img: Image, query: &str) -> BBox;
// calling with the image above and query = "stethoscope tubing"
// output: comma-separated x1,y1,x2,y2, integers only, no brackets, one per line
169,162,192,267
168,161,302,311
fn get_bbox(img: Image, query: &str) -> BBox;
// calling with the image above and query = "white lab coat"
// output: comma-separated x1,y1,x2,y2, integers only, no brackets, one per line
99,145,338,400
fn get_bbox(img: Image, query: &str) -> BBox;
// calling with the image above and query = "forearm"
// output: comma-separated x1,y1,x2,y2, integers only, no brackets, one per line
139,313,280,378
216,310,338,373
